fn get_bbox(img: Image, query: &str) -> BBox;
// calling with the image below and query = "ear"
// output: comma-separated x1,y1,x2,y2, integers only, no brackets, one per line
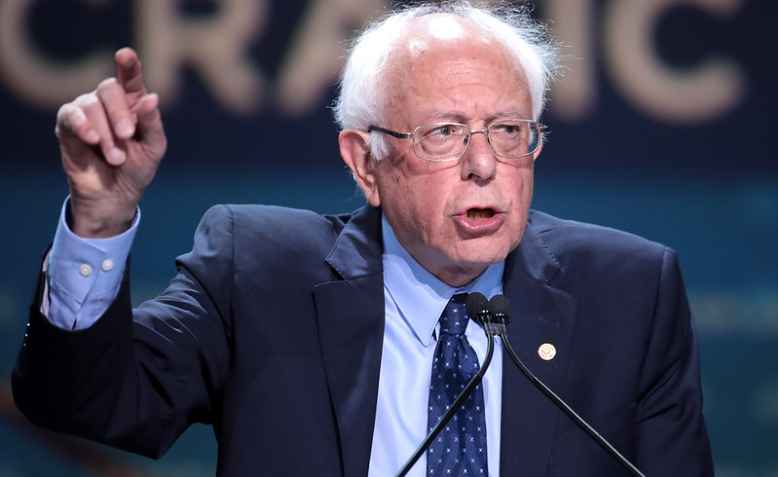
339,129,381,207
532,135,544,161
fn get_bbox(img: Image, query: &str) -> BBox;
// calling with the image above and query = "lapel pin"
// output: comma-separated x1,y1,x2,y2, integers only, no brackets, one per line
538,343,556,361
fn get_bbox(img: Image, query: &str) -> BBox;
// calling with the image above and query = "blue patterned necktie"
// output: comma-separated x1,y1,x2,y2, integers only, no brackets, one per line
427,293,489,476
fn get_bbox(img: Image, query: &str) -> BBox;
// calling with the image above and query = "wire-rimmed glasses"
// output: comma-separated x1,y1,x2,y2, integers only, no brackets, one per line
368,118,543,163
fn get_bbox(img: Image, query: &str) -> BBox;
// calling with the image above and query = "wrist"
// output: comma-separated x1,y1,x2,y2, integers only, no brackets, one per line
68,199,137,238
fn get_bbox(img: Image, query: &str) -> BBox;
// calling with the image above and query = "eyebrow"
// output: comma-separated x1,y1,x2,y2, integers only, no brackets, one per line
487,111,531,121
422,111,469,123
421,110,531,123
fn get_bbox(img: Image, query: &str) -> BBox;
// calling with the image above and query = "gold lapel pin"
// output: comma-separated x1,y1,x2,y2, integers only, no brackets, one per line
538,343,557,361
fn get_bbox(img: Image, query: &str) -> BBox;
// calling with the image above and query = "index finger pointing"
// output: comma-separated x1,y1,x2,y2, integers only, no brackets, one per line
115,47,147,95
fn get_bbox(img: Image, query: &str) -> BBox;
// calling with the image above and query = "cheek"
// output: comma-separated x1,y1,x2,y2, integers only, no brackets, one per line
385,163,457,228
379,167,429,239
413,172,460,231
509,169,533,208
505,167,534,240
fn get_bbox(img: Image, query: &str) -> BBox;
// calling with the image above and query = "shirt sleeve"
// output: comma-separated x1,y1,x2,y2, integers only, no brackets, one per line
43,197,140,330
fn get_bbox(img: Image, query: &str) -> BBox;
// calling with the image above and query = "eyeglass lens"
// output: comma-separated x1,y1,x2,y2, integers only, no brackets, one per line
415,121,539,161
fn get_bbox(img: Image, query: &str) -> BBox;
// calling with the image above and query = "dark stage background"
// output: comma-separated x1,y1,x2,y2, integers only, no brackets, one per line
0,1,775,476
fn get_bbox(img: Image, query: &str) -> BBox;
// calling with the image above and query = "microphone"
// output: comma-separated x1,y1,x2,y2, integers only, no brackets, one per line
487,295,646,477
465,292,491,326
485,294,510,336
395,292,497,477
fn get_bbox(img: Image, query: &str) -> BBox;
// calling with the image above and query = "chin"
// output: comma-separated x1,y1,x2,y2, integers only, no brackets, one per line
450,241,511,269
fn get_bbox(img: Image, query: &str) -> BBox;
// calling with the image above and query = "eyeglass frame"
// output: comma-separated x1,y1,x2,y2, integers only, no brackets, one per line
366,118,544,163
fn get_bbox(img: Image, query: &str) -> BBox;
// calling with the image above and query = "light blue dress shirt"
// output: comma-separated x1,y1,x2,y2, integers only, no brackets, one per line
43,201,504,476
369,217,503,477
45,198,139,330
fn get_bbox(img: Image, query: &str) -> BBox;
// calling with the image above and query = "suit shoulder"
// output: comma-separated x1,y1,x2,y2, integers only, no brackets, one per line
207,204,350,261
220,204,345,234
527,209,670,275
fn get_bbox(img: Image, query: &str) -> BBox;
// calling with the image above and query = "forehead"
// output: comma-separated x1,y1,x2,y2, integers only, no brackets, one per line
384,14,530,122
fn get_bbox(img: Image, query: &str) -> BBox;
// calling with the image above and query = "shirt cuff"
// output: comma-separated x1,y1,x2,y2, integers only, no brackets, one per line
44,197,140,330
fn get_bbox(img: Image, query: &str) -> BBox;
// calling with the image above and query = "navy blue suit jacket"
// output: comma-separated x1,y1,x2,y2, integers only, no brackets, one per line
13,205,713,476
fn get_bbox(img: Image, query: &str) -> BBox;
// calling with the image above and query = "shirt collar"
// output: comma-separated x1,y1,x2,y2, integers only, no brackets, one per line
381,215,504,347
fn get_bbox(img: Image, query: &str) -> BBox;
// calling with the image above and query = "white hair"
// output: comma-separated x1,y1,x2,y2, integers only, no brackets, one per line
333,1,559,160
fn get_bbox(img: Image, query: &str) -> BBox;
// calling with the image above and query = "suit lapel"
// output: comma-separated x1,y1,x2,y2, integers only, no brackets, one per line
313,206,385,477
500,214,578,476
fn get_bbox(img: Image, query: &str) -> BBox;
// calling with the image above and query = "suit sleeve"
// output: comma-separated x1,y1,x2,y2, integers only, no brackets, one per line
12,205,234,459
635,247,714,475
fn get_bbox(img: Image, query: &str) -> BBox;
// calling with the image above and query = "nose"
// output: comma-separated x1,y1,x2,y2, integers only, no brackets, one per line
460,129,497,182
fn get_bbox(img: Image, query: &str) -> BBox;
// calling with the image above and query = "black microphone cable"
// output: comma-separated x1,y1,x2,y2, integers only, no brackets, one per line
488,295,646,477
395,292,497,477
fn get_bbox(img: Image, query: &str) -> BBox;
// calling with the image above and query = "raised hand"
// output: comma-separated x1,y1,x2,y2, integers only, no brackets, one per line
55,47,167,237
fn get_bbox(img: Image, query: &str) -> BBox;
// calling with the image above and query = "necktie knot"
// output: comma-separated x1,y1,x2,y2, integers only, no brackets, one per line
439,294,469,337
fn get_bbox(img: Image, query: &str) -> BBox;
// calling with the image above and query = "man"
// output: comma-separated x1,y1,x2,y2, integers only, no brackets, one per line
13,2,713,476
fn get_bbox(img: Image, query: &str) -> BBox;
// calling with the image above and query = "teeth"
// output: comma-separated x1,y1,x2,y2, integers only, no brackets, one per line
466,208,495,219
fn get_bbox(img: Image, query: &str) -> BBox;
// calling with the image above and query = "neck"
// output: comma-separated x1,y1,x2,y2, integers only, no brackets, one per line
431,262,488,288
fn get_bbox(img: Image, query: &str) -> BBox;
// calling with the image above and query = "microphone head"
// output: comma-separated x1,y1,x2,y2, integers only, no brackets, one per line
488,295,511,324
465,292,489,321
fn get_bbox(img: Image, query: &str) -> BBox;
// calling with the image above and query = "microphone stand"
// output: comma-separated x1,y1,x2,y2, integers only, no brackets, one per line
395,299,497,477
490,303,646,477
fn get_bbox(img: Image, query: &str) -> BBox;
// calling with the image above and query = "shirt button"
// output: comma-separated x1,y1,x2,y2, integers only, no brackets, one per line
101,258,114,272
79,263,93,277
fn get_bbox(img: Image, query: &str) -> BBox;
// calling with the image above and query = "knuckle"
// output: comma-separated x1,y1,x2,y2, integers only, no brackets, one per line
56,103,71,121
76,93,99,109
57,106,80,132
97,76,118,91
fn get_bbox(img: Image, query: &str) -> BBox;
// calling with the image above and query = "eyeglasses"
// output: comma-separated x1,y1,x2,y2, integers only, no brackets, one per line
367,118,543,163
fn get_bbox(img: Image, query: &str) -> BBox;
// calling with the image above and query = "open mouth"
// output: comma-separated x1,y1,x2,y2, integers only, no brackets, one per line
466,207,496,219
453,207,504,235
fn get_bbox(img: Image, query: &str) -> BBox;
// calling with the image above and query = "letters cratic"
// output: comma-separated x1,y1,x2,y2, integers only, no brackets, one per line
0,0,744,124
